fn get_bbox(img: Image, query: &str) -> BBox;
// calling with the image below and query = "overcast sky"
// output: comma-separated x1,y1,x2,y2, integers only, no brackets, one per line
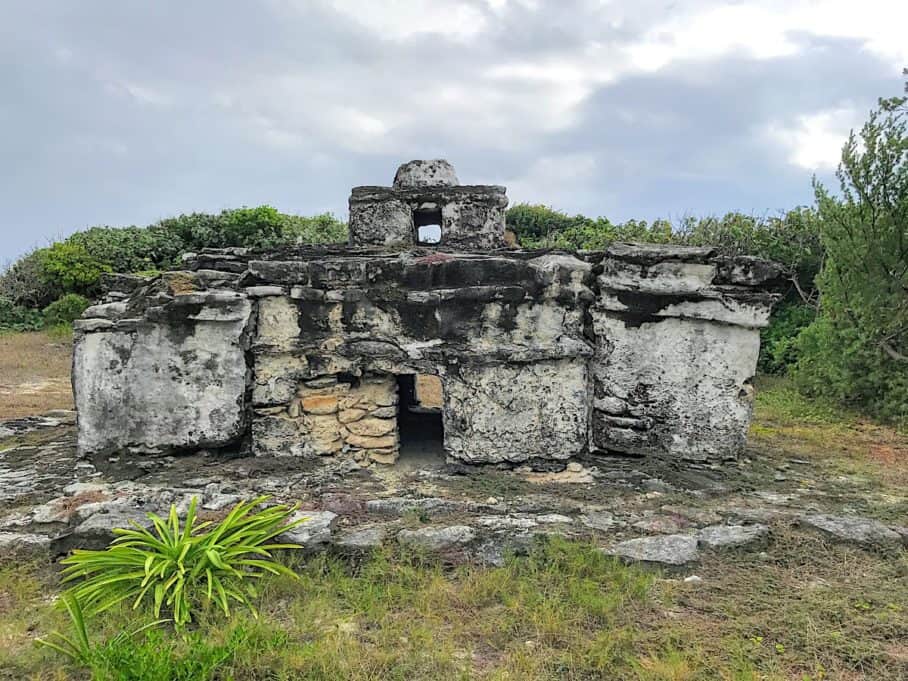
1,1,905,263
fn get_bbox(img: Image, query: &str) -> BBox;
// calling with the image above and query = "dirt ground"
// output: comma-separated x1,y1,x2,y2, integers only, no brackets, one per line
0,332,73,419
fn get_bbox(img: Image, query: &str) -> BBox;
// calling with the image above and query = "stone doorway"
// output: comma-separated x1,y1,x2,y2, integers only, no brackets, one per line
395,373,445,468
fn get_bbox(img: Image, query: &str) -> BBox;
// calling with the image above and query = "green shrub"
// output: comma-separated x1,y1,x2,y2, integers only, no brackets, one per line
42,294,91,328
61,496,305,628
68,225,186,273
794,313,908,429
37,242,111,297
758,301,816,374
0,250,58,307
506,204,590,245
281,212,348,244
218,206,287,249
792,90,908,427
0,296,43,332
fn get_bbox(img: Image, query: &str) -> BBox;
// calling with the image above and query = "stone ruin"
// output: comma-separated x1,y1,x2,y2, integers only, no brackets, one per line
72,160,782,476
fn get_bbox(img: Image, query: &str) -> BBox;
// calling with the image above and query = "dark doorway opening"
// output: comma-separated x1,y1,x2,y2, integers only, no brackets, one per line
396,374,445,468
414,207,442,245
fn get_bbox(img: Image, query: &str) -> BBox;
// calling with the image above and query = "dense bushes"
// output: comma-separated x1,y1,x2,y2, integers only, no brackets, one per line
37,243,112,298
791,93,907,427
0,297,44,332
0,207,348,327
42,294,91,328
0,294,91,332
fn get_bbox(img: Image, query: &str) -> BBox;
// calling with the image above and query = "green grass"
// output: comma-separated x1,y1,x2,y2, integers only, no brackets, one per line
4,539,661,680
4,532,907,680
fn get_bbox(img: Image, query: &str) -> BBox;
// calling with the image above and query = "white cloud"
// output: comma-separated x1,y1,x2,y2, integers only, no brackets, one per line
626,0,908,73
327,0,490,41
765,107,859,171
506,152,598,206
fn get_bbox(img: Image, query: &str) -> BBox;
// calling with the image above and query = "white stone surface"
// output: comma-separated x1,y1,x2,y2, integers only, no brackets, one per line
73,293,252,456
444,359,589,463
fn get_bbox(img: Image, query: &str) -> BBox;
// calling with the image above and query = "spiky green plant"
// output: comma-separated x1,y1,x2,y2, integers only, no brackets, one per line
61,496,306,628
36,594,167,664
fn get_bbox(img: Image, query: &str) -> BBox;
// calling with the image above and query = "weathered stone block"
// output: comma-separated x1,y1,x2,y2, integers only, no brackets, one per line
300,395,339,415
346,433,397,449
444,359,589,464
74,293,252,457
346,417,395,437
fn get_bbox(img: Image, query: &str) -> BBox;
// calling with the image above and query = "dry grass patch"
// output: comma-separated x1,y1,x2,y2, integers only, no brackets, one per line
752,377,908,488
0,331,73,418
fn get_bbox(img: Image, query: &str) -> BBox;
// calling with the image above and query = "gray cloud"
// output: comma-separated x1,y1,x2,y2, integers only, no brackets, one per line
1,0,904,262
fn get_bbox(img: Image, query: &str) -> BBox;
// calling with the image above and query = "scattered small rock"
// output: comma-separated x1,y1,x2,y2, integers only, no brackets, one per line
397,525,476,551
366,497,463,516
335,525,387,550
604,534,699,566
633,516,686,534
697,524,769,549
0,531,52,554
799,514,904,549
282,511,338,548
580,510,616,532
535,513,573,524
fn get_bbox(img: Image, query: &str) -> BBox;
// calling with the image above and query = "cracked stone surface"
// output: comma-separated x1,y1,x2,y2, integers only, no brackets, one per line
799,514,904,549
697,524,769,549
397,525,477,551
604,534,700,566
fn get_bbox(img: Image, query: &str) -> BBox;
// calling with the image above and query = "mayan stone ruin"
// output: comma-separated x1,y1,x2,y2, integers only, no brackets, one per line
71,160,782,475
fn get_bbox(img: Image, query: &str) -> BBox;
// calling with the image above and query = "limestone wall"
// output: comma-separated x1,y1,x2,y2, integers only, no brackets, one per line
253,374,399,463
73,286,252,463
72,244,781,470
590,243,778,461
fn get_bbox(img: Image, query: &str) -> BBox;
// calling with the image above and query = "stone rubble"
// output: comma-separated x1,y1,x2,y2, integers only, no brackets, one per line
2,394,906,565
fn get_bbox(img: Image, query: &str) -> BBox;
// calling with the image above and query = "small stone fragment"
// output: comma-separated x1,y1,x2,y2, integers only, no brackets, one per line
281,511,337,548
300,396,339,415
697,524,768,549
335,525,387,550
346,418,395,437
0,531,52,554
368,451,398,465
346,434,396,449
604,534,699,566
633,516,685,534
338,408,367,423
800,514,903,549
580,511,616,532
370,406,397,418
535,513,573,524
397,525,476,551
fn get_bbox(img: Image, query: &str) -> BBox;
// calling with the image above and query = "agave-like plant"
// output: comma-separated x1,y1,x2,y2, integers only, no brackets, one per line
36,594,167,664
61,495,306,627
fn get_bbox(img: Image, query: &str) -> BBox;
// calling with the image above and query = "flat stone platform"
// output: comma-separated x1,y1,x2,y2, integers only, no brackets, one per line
2,411,904,565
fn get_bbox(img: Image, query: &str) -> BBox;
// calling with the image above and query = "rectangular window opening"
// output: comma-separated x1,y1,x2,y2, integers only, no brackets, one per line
414,208,442,245
395,374,445,467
